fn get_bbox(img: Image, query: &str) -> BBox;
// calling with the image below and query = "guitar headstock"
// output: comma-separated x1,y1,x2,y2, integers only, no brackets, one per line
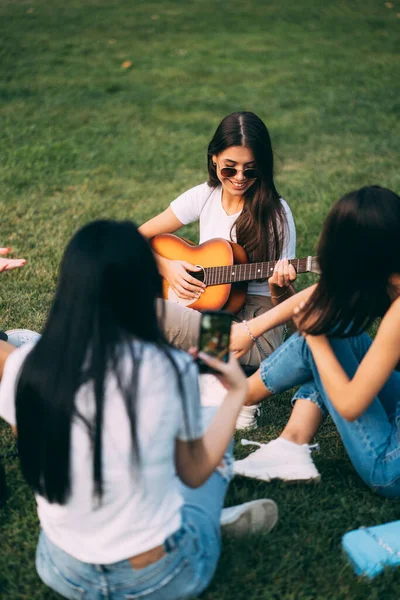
309,256,321,275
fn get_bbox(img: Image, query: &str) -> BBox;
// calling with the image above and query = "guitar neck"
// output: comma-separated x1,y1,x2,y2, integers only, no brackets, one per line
203,257,314,286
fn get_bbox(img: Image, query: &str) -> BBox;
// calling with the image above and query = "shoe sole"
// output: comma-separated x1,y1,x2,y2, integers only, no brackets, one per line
222,500,278,537
234,466,321,484
235,423,258,431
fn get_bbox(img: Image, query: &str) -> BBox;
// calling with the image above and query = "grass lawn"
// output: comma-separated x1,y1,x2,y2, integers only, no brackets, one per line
1,0,400,597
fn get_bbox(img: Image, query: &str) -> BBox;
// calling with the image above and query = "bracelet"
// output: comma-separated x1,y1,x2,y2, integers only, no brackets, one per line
271,287,290,300
242,319,257,342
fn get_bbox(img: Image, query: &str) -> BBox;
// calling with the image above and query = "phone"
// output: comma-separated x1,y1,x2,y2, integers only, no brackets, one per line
197,310,233,374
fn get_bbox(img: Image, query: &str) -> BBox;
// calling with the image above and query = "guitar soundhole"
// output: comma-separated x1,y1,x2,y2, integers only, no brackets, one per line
189,271,205,283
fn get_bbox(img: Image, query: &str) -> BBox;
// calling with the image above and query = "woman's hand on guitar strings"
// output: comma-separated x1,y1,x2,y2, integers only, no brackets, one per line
229,322,256,358
161,258,205,300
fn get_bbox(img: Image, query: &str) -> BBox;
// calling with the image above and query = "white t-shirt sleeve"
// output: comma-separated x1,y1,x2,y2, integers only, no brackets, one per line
280,198,296,259
176,358,202,441
0,343,33,427
170,182,213,226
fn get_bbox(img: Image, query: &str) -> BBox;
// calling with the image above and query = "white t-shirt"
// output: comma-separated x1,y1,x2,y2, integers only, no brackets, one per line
170,182,296,296
0,341,202,564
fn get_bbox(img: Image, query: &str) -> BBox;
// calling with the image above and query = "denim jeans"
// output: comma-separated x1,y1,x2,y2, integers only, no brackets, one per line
36,408,233,599
260,332,400,497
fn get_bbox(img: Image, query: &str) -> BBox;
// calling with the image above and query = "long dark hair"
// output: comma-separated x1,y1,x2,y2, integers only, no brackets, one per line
16,220,188,504
207,111,287,262
300,186,400,336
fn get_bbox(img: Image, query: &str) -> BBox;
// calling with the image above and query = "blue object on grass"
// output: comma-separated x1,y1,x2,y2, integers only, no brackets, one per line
342,521,400,578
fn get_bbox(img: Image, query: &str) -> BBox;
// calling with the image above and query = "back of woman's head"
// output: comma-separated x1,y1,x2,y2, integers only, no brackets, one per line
56,220,162,345
303,186,400,336
207,111,285,262
16,220,166,504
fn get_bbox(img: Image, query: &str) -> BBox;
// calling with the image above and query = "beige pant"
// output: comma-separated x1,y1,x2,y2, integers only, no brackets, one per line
158,295,284,369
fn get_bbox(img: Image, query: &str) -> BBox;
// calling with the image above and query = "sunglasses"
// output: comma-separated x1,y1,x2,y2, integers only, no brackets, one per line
219,166,258,180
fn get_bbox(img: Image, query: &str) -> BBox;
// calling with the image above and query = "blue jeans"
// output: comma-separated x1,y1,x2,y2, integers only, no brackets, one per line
36,408,233,599
260,332,400,497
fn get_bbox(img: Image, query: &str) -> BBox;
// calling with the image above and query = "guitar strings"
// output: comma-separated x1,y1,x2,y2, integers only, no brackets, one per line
201,258,311,286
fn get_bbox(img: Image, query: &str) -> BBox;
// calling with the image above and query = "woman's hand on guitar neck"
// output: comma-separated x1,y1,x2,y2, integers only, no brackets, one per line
268,258,297,304
159,256,205,300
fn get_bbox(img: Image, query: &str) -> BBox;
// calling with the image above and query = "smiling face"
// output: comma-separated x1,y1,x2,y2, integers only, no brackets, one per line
212,146,258,197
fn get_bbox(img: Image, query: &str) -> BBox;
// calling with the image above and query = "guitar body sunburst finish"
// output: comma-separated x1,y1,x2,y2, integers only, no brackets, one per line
151,234,248,313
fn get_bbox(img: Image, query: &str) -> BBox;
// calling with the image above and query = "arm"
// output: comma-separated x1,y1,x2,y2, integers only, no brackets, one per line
138,206,184,240
175,353,247,488
139,207,205,300
268,199,297,307
305,297,400,421
230,284,317,358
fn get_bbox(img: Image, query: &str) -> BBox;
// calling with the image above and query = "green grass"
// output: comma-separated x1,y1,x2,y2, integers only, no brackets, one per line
1,0,400,597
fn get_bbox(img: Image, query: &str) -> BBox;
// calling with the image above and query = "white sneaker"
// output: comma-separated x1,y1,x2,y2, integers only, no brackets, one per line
220,499,278,536
5,329,41,348
199,374,226,407
236,404,261,430
234,437,321,483
199,374,260,430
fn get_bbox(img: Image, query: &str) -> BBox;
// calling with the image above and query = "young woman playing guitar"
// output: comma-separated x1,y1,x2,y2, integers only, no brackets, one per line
140,112,297,427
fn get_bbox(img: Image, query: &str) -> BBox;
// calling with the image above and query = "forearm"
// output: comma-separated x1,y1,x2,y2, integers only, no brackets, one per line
138,207,183,240
305,335,369,421
269,283,295,308
249,284,317,338
177,388,246,487
153,252,168,274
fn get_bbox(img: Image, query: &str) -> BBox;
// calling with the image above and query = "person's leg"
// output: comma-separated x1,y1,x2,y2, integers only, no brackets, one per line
234,391,322,483
158,299,202,351
280,399,324,445
235,337,326,481
259,332,400,494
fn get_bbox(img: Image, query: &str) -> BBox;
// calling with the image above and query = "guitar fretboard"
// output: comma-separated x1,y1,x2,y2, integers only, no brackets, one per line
193,258,312,286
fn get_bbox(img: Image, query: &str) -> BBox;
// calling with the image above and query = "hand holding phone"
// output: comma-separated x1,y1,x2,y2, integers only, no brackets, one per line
196,310,233,375
197,350,247,395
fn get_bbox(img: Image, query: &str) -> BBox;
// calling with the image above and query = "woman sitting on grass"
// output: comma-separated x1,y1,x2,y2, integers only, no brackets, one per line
0,220,277,600
230,186,400,496
139,111,297,429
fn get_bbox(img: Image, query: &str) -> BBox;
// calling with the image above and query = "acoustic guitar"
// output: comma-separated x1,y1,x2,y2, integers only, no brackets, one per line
151,234,320,313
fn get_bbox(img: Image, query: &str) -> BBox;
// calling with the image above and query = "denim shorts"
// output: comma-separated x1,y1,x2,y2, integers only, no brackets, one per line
36,507,220,600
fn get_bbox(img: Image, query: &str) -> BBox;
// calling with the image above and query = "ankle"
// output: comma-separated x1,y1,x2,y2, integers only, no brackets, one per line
244,397,261,407
280,430,313,446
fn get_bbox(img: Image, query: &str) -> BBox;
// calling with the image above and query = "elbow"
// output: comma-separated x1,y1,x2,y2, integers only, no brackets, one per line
343,412,362,423
338,406,361,422
178,473,206,489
